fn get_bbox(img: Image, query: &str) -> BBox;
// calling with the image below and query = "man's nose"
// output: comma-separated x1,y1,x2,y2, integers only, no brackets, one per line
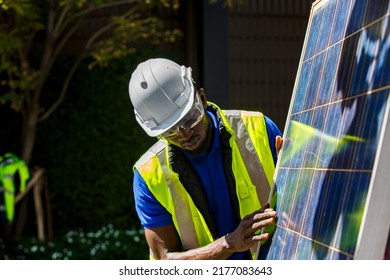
177,127,193,140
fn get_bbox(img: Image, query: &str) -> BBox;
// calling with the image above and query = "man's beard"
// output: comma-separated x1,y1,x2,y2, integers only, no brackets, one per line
184,115,214,155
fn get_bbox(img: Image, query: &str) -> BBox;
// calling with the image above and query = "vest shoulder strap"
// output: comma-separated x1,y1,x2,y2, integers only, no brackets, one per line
222,110,273,207
135,140,166,169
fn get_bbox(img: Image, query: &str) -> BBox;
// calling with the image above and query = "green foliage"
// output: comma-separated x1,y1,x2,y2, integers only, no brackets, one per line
0,0,182,166
0,224,148,259
89,14,182,69
145,0,180,9
0,0,43,111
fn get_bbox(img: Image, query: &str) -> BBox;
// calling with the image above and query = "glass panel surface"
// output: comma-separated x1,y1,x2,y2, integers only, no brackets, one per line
259,0,390,260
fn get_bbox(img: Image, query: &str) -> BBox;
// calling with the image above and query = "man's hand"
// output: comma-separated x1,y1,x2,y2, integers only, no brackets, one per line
224,208,276,253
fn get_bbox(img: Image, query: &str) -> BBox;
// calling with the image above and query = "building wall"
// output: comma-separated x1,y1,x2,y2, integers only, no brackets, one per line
227,0,313,130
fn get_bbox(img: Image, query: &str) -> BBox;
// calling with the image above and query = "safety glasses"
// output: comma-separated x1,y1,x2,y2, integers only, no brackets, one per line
160,93,205,139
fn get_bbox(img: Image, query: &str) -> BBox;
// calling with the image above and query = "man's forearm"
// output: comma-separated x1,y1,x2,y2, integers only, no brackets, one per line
164,236,234,260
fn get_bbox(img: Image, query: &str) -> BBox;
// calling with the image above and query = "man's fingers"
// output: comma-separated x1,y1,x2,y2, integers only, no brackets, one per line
260,203,270,211
252,217,275,231
251,232,270,242
253,210,276,221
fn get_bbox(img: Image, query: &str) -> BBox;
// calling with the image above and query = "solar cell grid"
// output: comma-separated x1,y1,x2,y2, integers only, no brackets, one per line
257,0,390,260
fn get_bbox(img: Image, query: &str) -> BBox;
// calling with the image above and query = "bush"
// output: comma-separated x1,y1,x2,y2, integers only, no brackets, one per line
0,224,149,259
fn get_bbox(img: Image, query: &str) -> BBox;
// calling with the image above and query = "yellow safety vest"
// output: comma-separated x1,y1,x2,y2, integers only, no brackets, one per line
135,102,275,259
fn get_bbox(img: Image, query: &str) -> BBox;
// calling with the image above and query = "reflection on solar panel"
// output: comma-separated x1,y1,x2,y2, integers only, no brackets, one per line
257,0,390,260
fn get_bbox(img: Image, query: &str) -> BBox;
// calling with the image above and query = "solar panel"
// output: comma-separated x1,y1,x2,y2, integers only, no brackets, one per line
257,0,390,260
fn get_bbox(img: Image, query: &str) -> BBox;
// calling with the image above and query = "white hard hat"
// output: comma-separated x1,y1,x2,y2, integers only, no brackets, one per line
128,58,195,137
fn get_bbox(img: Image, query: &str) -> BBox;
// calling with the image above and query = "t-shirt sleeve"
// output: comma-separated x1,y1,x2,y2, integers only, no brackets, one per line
133,169,173,229
264,115,283,165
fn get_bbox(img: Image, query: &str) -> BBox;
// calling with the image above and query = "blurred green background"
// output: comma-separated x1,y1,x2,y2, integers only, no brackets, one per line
1,53,157,259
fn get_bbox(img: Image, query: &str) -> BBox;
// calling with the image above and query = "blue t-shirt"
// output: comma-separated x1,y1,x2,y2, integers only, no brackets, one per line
133,110,282,259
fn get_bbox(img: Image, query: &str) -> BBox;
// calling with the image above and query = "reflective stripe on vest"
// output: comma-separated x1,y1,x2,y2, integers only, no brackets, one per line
222,110,275,207
135,107,275,258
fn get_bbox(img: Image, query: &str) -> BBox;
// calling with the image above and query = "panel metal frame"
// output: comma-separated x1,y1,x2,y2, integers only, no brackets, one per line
356,97,390,259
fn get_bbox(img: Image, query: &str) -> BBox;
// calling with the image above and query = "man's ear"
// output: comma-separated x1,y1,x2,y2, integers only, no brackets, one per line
198,88,208,107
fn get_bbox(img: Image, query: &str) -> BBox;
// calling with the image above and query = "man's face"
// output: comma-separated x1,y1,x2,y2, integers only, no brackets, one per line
159,90,210,154
165,113,209,153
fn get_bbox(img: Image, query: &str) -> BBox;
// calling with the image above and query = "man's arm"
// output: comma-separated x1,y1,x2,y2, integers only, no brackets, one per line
145,208,276,260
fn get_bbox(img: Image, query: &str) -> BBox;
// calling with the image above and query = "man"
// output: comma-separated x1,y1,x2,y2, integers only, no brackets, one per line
129,58,283,260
